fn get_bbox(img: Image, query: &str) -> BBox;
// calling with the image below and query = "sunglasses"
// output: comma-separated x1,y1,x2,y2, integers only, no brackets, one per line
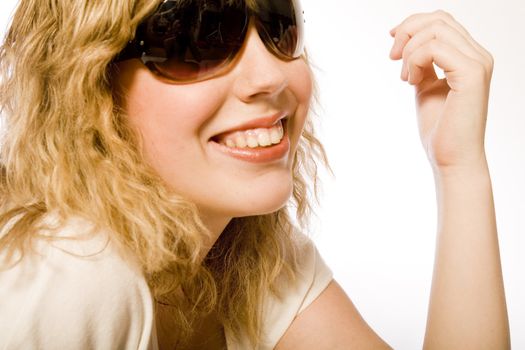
116,0,305,82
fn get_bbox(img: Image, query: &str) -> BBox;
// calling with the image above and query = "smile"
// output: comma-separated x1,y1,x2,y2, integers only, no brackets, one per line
209,119,290,163
215,120,284,149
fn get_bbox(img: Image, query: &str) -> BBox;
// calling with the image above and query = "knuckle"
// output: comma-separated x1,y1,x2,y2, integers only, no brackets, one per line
405,13,421,23
404,54,412,69
468,60,490,78
427,39,441,51
486,52,495,67
434,9,454,20
401,44,413,59
407,48,422,66
406,53,414,66
401,12,424,28
484,61,494,77
433,19,448,29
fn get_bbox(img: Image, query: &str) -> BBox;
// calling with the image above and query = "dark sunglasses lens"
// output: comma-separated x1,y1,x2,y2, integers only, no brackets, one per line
255,0,304,59
142,0,248,81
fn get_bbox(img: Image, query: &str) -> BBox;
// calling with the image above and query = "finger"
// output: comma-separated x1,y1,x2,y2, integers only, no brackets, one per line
405,39,486,92
400,20,483,80
406,60,439,84
390,10,474,57
389,31,411,60
389,26,398,37
391,10,492,63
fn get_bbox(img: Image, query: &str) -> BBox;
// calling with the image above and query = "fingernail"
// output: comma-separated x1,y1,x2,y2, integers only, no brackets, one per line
389,26,397,36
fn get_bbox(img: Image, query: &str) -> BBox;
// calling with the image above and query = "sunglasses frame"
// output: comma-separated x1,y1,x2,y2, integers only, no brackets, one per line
115,0,305,83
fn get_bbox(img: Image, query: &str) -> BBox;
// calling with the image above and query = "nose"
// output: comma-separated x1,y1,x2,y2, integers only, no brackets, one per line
231,23,288,102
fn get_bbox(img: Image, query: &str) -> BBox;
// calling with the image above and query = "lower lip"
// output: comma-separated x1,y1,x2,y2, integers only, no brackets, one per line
209,130,290,164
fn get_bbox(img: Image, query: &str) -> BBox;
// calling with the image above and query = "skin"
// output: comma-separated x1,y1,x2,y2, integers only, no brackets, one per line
114,22,313,349
114,23,312,250
115,9,510,350
275,10,510,350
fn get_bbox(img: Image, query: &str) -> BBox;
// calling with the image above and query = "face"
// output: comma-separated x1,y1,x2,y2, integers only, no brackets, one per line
113,23,313,228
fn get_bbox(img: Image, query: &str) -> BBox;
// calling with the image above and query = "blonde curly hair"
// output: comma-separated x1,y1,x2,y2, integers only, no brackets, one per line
0,0,327,346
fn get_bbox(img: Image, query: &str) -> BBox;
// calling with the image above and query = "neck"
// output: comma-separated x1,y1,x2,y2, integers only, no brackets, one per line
197,210,232,263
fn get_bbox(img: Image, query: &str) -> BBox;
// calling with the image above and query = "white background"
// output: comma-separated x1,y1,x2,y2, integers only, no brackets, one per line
1,0,524,349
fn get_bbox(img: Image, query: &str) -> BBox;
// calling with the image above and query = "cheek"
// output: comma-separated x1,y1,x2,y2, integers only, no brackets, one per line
291,59,314,103
112,59,314,217
287,60,314,151
125,95,193,169
126,84,213,136
122,77,225,165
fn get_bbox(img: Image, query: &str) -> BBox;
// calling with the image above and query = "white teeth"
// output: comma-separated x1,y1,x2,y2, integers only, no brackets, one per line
246,136,259,148
270,128,281,144
219,120,285,149
235,135,247,148
257,131,271,147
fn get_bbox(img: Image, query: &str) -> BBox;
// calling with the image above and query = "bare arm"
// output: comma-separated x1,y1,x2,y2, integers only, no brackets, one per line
423,164,509,349
277,9,509,350
390,9,509,349
275,280,391,350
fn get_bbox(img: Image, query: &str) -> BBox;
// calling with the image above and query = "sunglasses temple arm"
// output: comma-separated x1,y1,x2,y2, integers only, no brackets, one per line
114,40,142,63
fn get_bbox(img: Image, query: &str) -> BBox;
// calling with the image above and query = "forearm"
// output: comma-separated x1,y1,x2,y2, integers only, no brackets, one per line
423,162,510,349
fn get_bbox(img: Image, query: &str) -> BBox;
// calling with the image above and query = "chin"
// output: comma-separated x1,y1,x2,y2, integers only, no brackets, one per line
220,177,294,218
241,193,292,217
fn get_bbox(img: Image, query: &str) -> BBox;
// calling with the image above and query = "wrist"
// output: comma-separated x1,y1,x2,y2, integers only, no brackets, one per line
432,162,493,197
431,153,490,180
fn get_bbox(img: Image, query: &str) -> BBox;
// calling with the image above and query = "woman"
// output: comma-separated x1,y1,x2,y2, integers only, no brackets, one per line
0,0,509,349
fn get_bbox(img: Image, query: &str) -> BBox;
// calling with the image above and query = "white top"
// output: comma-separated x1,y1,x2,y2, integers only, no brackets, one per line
0,215,333,350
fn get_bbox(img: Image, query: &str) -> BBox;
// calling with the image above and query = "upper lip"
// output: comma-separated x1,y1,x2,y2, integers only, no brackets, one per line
211,112,288,139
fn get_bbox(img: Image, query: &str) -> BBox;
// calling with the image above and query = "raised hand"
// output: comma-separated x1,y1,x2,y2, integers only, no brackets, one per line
389,10,494,174
389,11,509,350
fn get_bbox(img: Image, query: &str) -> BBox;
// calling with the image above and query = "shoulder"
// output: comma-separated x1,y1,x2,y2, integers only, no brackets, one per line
0,214,156,349
281,232,334,313
239,233,333,349
273,235,392,350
